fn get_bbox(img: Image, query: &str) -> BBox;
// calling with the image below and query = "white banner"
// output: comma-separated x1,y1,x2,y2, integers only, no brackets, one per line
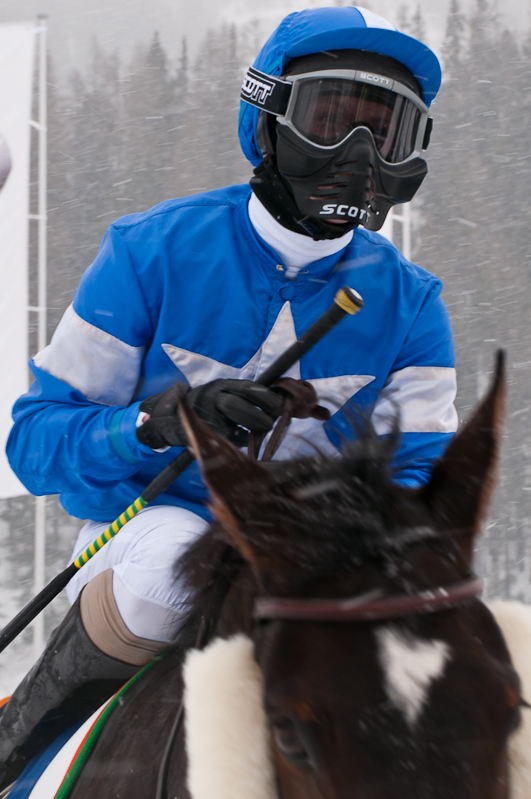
0,24,35,497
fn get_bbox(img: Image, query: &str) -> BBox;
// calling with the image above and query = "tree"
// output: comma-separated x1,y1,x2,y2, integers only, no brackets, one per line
396,7,411,34
177,24,250,194
414,0,531,599
411,4,426,43
121,32,179,211
16,7,531,607
442,0,466,70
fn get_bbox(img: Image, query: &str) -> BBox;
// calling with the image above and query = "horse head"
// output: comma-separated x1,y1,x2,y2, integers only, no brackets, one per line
180,351,523,799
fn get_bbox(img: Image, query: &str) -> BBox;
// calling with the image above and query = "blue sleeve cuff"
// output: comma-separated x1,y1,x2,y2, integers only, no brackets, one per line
392,467,431,489
390,431,455,488
109,402,158,463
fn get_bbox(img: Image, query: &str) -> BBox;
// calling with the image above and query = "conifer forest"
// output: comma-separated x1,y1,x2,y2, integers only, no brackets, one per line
0,0,530,689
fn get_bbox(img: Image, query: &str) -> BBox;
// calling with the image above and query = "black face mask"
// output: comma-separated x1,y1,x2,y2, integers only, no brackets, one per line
251,114,428,240
247,50,432,241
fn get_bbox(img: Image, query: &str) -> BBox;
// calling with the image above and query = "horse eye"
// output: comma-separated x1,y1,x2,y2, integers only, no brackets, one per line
271,717,309,766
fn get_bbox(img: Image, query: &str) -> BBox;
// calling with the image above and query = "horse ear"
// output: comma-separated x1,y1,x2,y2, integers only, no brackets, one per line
178,395,268,563
420,350,506,565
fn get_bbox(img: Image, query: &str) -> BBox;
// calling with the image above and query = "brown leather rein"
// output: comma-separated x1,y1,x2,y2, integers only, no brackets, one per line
254,576,484,622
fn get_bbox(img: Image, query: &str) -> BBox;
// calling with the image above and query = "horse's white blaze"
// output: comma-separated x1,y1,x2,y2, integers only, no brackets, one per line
180,606,531,799
375,626,450,726
183,634,277,799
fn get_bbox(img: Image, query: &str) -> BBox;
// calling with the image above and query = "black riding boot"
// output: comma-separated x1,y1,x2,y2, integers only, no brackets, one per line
0,598,139,789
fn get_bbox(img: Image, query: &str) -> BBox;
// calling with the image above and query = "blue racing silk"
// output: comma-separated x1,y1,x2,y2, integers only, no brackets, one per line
7,184,457,521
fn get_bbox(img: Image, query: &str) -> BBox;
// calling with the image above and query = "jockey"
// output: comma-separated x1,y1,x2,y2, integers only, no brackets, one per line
0,5,456,785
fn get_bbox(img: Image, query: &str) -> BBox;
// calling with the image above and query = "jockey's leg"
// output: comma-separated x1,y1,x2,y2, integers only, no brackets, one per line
0,505,207,787
66,505,207,643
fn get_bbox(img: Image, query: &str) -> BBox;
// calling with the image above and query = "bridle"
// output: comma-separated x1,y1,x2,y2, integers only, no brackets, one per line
254,576,484,622
157,568,483,798
156,508,484,799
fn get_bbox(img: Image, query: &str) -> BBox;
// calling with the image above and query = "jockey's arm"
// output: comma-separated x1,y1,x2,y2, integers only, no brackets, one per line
6,224,160,496
370,283,458,488
6,222,291,499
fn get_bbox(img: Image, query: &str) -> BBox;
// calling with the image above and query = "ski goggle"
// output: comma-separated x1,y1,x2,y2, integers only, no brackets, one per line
241,67,432,165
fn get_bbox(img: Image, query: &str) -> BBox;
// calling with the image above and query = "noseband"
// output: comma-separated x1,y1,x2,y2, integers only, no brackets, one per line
254,576,484,622
160,565,482,798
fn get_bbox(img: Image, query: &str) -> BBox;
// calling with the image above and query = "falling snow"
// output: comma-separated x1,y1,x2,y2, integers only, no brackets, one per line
0,0,530,696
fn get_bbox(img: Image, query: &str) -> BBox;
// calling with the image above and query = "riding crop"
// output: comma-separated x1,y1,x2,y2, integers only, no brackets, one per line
0,286,364,654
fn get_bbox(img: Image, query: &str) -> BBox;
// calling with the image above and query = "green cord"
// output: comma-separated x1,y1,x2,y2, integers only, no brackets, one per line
54,654,164,799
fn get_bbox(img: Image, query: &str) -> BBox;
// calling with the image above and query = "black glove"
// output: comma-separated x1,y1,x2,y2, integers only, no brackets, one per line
135,379,284,450
135,383,189,449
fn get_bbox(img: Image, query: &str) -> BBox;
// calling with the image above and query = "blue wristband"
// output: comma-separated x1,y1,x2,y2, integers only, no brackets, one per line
109,408,141,464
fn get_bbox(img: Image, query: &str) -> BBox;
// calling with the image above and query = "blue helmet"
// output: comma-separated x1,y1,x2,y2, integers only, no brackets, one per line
238,6,441,167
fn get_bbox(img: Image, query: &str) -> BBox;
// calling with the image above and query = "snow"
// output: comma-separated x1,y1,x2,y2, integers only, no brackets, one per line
0,0,529,694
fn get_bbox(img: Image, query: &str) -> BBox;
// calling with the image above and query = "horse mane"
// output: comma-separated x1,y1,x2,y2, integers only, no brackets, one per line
173,422,432,647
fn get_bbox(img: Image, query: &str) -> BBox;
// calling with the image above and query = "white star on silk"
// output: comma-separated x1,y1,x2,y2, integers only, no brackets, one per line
162,302,375,458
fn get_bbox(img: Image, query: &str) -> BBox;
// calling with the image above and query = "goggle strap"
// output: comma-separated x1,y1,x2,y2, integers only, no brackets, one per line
241,67,291,116
422,117,433,150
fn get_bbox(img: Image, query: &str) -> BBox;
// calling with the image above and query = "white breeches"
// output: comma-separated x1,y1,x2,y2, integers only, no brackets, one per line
66,505,208,643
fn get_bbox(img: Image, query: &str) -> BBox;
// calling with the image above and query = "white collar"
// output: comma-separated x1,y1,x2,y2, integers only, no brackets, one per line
248,193,353,277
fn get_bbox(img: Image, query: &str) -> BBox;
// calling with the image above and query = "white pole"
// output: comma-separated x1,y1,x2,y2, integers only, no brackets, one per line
37,16,47,355
33,14,47,658
382,204,412,260
402,201,412,262
380,206,394,244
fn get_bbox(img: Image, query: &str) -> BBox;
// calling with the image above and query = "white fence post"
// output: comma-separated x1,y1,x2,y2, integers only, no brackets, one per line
380,203,412,261
30,14,48,658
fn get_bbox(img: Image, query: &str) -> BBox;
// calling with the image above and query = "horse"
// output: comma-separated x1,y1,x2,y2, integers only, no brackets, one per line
64,350,529,799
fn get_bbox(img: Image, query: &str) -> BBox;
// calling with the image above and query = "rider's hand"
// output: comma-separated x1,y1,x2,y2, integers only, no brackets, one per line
188,379,284,445
135,383,189,449
135,379,284,449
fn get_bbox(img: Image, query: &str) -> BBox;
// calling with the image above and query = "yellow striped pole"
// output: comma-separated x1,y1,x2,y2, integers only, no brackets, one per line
73,496,148,569
0,284,364,654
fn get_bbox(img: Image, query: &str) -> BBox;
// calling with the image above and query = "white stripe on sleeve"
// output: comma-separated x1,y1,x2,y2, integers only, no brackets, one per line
356,8,397,31
34,304,145,406
371,366,458,435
